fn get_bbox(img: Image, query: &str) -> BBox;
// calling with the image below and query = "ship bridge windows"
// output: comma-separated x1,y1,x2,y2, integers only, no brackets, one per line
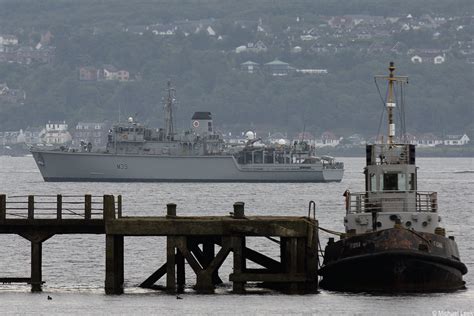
380,172,410,191
370,171,416,192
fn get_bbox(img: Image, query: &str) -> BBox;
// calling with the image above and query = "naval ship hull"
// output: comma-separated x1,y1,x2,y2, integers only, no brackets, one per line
319,228,467,292
31,151,344,182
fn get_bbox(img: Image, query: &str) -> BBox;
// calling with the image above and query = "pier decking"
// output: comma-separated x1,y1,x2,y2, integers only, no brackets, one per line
0,194,319,294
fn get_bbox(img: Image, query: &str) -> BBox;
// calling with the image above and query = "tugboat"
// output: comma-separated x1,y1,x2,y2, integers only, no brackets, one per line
319,62,467,292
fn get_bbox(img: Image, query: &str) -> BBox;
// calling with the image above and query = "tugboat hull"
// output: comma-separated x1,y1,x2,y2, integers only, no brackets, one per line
320,228,467,292
320,250,466,292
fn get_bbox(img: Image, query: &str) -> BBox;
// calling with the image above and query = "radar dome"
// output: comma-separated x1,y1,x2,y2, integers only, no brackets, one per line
128,117,134,123
245,131,256,140
278,138,287,145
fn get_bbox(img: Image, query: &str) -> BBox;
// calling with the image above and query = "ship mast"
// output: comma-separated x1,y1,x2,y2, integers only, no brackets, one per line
375,62,408,144
164,80,176,140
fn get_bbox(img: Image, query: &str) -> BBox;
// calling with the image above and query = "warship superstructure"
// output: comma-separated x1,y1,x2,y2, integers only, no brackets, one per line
319,63,467,292
31,82,344,182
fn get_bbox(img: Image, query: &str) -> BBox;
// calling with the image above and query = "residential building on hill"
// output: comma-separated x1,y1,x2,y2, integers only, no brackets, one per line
42,121,72,145
444,134,470,145
315,131,341,147
0,34,18,46
240,61,260,73
102,65,130,81
79,66,99,81
72,122,109,147
264,59,295,76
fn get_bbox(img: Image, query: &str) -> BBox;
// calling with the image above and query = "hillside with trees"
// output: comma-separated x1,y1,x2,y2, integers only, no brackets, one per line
0,0,472,139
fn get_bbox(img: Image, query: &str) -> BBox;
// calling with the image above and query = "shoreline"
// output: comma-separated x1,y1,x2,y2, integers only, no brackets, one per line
318,146,474,158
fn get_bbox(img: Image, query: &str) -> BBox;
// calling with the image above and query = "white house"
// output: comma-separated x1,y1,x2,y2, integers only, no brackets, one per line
410,50,446,64
240,61,260,74
235,41,268,54
0,34,18,46
102,65,130,81
291,46,302,53
41,121,72,145
444,134,470,146
414,133,444,147
315,131,341,147
296,69,328,75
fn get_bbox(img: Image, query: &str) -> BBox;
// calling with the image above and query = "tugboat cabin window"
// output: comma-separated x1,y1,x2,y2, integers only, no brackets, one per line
397,173,407,191
381,172,407,191
409,173,416,190
370,173,376,191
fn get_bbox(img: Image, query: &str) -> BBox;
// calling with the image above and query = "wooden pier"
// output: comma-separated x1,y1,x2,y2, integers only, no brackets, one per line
0,194,319,294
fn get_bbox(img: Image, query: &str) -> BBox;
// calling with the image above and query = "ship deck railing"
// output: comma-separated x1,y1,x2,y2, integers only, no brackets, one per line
345,191,437,214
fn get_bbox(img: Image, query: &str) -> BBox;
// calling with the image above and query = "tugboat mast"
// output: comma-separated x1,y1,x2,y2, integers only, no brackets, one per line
376,62,408,144
164,80,176,140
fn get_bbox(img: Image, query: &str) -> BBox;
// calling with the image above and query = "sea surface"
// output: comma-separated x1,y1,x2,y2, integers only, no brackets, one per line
0,156,472,315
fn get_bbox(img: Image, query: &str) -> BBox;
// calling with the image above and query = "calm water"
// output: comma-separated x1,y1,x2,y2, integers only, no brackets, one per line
0,156,473,315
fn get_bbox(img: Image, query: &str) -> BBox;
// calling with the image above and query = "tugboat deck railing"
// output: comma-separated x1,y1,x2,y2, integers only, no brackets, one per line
346,191,438,214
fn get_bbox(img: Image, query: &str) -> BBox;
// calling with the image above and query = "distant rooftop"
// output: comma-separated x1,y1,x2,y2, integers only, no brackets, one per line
192,112,212,120
265,59,289,65
241,61,259,65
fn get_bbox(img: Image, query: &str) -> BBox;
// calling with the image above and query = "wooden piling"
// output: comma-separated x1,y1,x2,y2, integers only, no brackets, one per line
166,203,177,217
30,241,42,292
232,236,245,293
166,237,176,293
233,202,245,219
203,239,221,285
176,249,185,293
0,194,5,222
103,195,115,221
56,194,62,220
305,221,318,292
288,238,298,293
28,195,34,220
104,195,124,295
117,195,122,218
85,194,92,219
105,234,124,294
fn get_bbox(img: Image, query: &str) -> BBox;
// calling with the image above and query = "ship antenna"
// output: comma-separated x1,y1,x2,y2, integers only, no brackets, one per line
164,80,176,140
375,62,408,144
387,62,396,144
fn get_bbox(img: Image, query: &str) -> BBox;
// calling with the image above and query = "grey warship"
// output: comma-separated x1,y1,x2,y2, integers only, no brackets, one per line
31,82,344,182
